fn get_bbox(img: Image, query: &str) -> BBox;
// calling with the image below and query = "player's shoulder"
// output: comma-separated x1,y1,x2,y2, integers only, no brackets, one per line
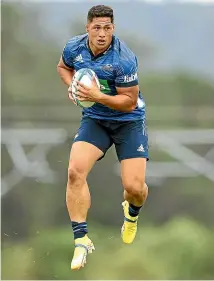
64,33,87,52
62,34,88,68
113,36,137,64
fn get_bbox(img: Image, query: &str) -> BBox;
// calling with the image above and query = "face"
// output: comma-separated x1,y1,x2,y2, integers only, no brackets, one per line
86,17,114,54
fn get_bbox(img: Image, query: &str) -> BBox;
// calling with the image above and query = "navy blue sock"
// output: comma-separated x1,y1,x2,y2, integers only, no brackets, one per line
71,221,88,240
129,203,143,217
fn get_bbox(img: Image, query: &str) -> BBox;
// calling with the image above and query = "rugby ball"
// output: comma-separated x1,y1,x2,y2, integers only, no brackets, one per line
71,68,100,108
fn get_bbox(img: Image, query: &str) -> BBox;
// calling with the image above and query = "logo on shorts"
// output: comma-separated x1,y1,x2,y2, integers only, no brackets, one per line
137,144,145,152
74,133,79,139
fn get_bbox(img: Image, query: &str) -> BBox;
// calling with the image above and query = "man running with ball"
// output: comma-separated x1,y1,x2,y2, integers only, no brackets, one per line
57,4,149,270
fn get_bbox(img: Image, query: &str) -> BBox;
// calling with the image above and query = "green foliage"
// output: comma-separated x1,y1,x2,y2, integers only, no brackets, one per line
142,73,214,106
2,219,214,280
1,3,64,105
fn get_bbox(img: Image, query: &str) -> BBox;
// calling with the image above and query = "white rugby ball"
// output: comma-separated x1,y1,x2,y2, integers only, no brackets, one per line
71,68,100,108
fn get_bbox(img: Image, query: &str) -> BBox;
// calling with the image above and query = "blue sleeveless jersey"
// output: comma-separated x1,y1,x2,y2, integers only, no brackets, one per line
62,34,146,121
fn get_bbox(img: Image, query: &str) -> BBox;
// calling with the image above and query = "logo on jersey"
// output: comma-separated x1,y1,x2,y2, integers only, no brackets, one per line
74,54,84,63
123,72,138,83
99,79,111,94
100,85,106,91
101,64,113,71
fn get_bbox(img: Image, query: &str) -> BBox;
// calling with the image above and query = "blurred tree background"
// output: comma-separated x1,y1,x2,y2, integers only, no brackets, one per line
1,2,214,280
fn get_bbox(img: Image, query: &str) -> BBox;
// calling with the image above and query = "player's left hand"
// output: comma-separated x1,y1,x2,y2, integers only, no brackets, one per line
76,78,102,102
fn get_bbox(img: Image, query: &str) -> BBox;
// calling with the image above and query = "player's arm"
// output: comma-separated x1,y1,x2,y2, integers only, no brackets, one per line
57,39,76,87
98,85,138,112
57,56,75,87
57,40,77,103
77,73,139,112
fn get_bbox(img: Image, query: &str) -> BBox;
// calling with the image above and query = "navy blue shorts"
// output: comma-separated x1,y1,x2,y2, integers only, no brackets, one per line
73,117,149,162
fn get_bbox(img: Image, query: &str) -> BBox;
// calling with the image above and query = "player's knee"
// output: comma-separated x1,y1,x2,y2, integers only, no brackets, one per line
67,165,85,187
123,177,146,199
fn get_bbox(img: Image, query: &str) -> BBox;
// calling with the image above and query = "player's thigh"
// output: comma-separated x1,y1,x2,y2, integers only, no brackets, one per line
120,158,147,189
69,141,103,177
69,117,112,176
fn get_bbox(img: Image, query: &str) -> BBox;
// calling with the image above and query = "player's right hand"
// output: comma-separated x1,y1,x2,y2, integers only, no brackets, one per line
68,86,77,105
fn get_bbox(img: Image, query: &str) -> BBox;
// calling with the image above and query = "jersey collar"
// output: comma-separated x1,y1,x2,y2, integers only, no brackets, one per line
86,35,114,60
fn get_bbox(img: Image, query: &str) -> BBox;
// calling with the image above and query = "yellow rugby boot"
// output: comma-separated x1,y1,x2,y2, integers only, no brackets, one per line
71,235,95,270
121,201,138,244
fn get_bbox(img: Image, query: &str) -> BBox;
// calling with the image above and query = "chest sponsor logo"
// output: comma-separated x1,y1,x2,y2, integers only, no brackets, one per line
101,64,113,71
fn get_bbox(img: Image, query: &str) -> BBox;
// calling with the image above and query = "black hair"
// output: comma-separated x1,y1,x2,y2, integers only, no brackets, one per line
87,5,114,23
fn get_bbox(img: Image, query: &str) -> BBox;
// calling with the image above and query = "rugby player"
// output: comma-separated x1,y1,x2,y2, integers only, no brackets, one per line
57,4,149,270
